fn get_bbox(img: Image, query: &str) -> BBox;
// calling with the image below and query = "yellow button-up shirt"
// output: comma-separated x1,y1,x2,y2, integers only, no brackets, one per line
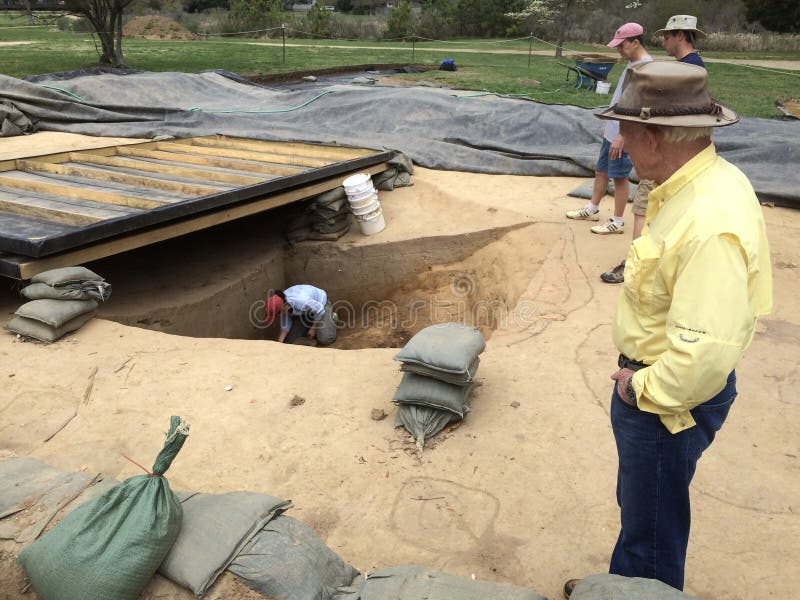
613,143,772,434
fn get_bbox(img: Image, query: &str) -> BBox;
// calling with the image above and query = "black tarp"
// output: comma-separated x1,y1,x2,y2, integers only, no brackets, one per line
1,70,798,207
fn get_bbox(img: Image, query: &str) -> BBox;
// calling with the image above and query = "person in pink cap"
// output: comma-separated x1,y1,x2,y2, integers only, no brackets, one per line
565,22,652,235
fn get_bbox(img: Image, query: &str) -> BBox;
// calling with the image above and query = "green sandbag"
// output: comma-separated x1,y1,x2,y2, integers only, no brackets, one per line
18,416,190,600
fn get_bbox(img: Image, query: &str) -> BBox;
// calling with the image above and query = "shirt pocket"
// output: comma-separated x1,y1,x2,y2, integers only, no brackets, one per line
624,236,662,314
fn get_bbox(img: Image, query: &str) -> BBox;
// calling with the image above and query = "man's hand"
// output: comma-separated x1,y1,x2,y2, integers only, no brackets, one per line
307,325,317,339
277,330,288,343
611,367,636,406
609,135,625,160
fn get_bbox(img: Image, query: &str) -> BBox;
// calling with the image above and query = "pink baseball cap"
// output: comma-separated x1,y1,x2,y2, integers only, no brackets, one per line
263,294,284,326
607,22,644,47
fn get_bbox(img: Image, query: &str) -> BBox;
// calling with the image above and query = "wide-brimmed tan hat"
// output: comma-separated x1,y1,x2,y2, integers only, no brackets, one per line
596,61,738,127
654,14,706,39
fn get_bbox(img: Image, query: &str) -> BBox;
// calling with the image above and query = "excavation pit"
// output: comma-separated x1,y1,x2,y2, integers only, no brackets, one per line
83,184,562,349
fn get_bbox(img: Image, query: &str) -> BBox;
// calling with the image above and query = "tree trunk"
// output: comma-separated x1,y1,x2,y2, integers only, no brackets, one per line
554,0,575,58
98,30,116,64
113,8,124,66
85,12,115,64
24,0,34,25
66,0,133,66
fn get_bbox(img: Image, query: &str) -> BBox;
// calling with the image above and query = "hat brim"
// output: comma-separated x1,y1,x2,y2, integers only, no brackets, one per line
595,105,739,127
607,38,624,48
654,27,706,38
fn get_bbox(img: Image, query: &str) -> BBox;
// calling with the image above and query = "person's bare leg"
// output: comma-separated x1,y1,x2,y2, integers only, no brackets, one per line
590,171,609,208
612,177,629,219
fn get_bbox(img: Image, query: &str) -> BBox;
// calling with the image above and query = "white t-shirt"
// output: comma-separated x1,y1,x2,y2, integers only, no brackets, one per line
603,55,653,143
280,285,328,332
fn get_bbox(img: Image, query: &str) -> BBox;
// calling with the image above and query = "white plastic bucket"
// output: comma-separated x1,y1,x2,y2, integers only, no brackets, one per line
356,207,385,235
342,173,374,196
596,81,611,95
350,199,381,216
346,187,377,204
348,191,379,210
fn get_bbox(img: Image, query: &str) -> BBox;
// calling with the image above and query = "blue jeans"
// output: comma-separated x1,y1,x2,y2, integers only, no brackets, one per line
609,370,737,590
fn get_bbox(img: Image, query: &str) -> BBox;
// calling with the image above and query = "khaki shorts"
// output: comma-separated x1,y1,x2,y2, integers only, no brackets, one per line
632,179,653,216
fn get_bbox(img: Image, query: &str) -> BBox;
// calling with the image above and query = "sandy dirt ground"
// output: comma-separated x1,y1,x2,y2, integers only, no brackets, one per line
0,133,798,600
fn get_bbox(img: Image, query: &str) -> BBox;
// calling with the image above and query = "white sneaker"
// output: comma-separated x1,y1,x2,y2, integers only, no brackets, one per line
591,219,625,234
566,206,600,221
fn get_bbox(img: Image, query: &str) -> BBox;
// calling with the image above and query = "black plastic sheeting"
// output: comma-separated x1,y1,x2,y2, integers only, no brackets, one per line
1,69,799,207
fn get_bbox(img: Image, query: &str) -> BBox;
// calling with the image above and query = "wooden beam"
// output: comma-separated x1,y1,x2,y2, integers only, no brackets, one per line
70,150,266,186
17,160,223,197
115,147,303,177
155,142,332,168
0,142,158,173
10,162,389,279
190,135,376,161
0,197,103,226
0,175,164,210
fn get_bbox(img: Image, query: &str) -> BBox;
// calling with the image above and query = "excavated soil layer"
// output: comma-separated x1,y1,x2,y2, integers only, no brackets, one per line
89,208,555,349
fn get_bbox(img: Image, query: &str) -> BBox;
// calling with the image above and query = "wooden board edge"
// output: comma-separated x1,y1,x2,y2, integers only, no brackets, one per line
7,162,389,280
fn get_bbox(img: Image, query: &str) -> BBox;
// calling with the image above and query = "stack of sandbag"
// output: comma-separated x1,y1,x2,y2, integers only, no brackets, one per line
372,152,414,191
2,457,359,600
5,266,110,343
286,187,353,243
392,323,485,453
158,490,358,599
17,416,189,600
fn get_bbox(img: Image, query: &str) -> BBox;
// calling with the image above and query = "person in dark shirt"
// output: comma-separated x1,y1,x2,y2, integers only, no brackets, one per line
656,14,706,67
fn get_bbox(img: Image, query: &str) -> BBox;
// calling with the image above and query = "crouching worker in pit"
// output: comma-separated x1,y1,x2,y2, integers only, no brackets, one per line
264,285,337,345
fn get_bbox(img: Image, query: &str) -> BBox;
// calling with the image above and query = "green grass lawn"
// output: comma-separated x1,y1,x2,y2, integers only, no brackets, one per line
1,24,798,118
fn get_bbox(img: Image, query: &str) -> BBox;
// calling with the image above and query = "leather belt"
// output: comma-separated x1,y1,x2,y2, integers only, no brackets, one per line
618,354,650,371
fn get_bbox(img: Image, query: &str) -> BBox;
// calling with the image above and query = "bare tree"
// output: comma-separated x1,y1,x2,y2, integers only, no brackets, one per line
65,0,136,66
508,0,590,57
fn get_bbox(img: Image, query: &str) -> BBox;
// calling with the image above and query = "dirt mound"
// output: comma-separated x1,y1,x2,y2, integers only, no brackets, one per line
123,15,197,40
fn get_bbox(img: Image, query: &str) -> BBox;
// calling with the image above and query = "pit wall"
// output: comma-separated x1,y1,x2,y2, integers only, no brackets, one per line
95,219,561,347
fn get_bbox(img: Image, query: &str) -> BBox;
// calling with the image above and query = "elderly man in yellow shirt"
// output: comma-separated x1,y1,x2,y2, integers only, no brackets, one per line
563,62,772,598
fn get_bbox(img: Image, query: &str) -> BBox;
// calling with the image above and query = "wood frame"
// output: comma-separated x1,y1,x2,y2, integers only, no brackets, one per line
0,135,393,269
1,161,389,280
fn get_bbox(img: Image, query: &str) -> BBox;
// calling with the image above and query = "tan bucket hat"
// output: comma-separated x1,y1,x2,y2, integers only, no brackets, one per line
654,14,706,39
596,61,739,127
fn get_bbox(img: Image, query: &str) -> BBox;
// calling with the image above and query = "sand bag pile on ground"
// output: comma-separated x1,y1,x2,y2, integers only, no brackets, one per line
334,565,546,599
2,458,359,598
158,491,293,596
228,514,360,599
371,153,415,191
0,458,108,544
6,266,111,342
17,416,189,600
287,187,353,243
392,323,485,452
